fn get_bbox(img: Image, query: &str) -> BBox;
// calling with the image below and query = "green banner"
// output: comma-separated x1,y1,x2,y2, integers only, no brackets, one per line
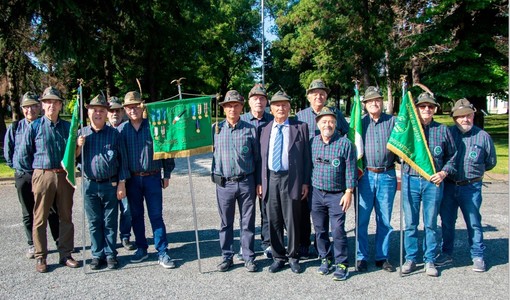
61,87,81,188
386,91,436,180
145,96,213,159
348,87,364,178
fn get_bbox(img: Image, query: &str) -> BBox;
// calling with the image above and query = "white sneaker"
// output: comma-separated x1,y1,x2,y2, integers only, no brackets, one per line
472,258,486,272
425,262,438,277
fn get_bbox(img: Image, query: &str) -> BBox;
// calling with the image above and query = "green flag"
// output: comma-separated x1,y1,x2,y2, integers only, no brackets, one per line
386,91,436,180
348,87,364,178
145,96,213,159
61,87,81,188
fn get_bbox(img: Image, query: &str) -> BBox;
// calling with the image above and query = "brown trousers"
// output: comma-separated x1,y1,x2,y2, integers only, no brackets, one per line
32,169,75,260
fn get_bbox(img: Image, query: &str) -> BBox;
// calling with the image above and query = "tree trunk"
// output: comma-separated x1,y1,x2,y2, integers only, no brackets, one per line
411,56,421,85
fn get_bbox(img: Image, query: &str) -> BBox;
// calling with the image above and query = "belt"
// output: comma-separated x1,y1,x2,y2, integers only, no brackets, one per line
86,176,118,183
366,165,395,173
317,189,342,194
224,173,252,182
131,170,159,177
446,177,482,186
39,168,66,174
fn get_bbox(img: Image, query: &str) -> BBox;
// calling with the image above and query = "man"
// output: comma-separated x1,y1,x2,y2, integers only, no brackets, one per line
436,98,496,272
107,96,135,251
401,92,457,277
240,83,273,259
3,92,59,259
212,90,259,272
118,91,176,269
258,91,311,274
310,107,356,281
356,86,397,273
77,95,129,270
18,86,78,273
295,79,349,258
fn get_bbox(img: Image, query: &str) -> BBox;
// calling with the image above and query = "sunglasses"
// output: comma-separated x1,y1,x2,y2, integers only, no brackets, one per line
418,104,436,109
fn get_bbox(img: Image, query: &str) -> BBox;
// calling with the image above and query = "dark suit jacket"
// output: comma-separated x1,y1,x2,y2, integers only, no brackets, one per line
259,118,311,201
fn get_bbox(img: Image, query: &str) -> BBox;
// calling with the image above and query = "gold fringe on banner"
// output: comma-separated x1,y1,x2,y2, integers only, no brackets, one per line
153,145,213,159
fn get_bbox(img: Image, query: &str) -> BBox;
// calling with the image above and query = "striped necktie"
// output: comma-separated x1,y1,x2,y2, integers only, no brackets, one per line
272,124,283,171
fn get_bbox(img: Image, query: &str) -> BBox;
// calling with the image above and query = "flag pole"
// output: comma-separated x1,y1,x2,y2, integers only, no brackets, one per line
77,79,87,273
399,75,407,277
353,79,359,272
172,78,202,273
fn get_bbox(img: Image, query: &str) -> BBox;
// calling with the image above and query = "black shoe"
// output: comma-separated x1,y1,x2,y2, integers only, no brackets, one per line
245,260,258,272
216,259,233,272
107,257,119,269
289,260,301,273
268,260,285,273
357,260,368,272
298,246,310,260
375,260,396,272
122,238,136,251
90,258,104,270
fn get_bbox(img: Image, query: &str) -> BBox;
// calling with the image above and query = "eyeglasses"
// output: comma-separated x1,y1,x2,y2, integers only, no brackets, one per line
125,106,141,111
418,104,435,110
315,157,330,164
22,106,39,111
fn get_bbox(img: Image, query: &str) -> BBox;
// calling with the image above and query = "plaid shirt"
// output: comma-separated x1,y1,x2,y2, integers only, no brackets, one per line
212,119,259,178
118,119,175,178
20,116,70,170
311,131,357,191
78,125,129,181
296,106,349,139
402,120,457,176
362,113,396,168
4,119,34,172
240,111,274,129
448,125,496,181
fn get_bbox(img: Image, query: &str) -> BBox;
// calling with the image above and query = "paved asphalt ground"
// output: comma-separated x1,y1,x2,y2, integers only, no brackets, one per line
0,153,508,299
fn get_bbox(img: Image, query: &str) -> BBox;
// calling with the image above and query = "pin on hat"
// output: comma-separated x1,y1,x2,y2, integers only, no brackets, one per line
248,84,267,98
219,90,244,106
315,107,336,122
451,98,477,117
86,94,110,109
306,79,331,95
123,91,143,107
270,91,291,104
108,96,123,109
21,92,40,107
363,86,383,102
41,86,63,101
415,92,439,107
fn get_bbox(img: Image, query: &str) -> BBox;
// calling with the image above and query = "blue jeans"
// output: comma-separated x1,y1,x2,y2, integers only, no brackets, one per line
440,181,485,259
310,188,348,265
357,169,397,261
402,173,443,263
126,174,168,256
83,179,119,259
118,197,132,240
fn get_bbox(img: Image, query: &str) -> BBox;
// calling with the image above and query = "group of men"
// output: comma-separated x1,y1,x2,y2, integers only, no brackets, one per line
211,80,496,280
5,87,176,273
5,80,496,279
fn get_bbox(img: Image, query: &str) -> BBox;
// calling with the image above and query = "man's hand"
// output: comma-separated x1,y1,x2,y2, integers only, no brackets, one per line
117,181,126,200
301,184,309,200
162,178,170,189
76,135,85,156
430,171,447,185
340,189,353,212
256,184,262,198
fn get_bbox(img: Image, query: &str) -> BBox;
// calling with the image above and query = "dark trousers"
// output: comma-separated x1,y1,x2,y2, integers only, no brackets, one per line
267,171,301,261
299,196,312,250
259,196,270,249
216,174,256,261
310,188,348,265
15,171,59,246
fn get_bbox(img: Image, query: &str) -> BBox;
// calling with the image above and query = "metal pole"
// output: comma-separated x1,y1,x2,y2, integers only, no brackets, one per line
399,77,406,277
173,78,202,273
78,80,87,273
261,0,265,86
353,80,359,272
